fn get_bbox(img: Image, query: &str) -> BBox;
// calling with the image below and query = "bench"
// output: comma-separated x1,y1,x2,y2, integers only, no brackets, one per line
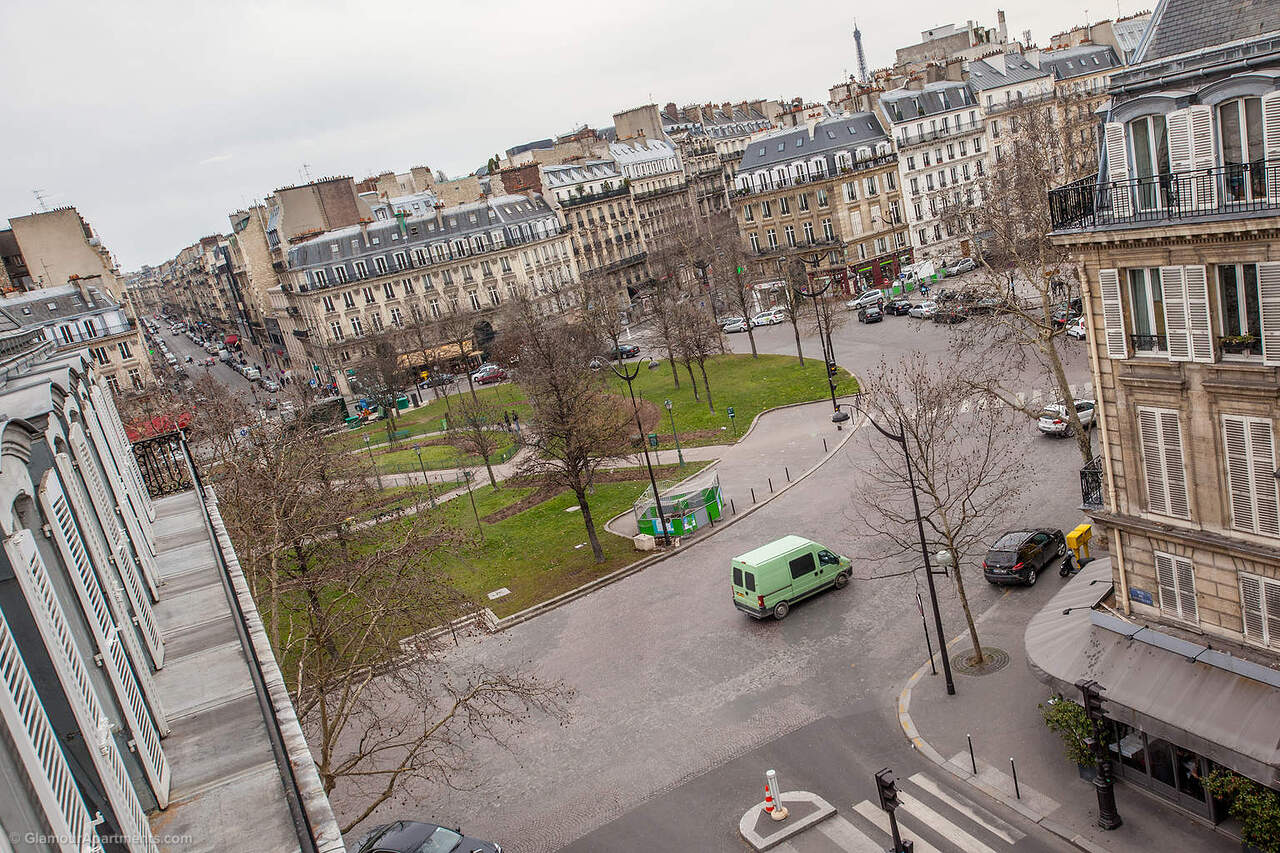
391,429,412,441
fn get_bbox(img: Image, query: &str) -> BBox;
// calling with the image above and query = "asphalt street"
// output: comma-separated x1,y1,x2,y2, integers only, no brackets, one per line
334,296,1101,852
149,323,276,404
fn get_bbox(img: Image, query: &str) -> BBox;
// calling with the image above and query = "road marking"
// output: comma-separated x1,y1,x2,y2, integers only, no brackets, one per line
907,773,1024,843
852,801,943,853
815,815,884,852
898,791,1002,853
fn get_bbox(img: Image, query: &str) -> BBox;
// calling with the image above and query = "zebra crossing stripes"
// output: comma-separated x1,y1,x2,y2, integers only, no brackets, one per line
813,816,885,852
906,773,1024,844
957,383,1091,415
895,792,1002,853
852,800,945,853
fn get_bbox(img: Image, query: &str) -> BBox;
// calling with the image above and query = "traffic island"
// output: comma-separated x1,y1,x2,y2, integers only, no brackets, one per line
738,791,835,851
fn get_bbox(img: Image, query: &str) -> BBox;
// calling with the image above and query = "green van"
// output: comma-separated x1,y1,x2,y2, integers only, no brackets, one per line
731,535,852,619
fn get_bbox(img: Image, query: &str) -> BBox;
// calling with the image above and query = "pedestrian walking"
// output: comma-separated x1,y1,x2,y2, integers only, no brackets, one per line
503,410,512,431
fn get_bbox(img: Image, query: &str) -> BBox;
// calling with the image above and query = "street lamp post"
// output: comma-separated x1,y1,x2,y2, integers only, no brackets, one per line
412,443,435,508
596,351,672,546
363,434,383,491
463,469,483,540
664,399,685,467
840,396,956,695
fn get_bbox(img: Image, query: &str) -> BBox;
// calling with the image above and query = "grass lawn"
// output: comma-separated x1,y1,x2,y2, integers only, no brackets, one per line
331,383,530,452
606,353,857,449
370,432,517,473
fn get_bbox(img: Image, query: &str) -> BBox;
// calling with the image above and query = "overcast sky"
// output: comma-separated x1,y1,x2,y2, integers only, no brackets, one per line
0,0,1147,270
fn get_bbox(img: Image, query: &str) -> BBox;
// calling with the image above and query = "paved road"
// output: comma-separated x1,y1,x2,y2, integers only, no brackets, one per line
150,324,281,405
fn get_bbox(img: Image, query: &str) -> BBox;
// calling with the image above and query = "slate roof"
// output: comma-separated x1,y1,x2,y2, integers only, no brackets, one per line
2,284,115,325
736,112,889,174
966,53,1053,92
1112,14,1153,62
1039,44,1122,79
1137,0,1280,62
506,138,554,157
879,81,977,123
542,160,623,189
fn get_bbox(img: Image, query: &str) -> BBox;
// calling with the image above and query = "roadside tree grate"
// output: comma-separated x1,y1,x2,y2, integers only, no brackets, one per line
950,646,1010,676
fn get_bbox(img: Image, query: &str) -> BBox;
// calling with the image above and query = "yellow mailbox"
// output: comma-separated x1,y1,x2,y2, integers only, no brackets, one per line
1066,523,1092,561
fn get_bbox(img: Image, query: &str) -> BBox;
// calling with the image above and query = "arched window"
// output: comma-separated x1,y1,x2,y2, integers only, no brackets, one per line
1217,97,1265,201
1128,115,1170,211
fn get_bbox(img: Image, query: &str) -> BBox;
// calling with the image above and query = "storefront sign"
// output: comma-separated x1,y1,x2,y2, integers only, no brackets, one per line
1128,587,1155,606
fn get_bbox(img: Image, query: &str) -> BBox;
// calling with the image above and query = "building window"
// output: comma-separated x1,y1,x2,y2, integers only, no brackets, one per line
761,200,772,218
322,295,336,313
894,231,906,248
779,196,791,215
363,286,376,304
469,292,481,311
354,261,369,279
350,317,363,337
488,286,501,305
314,268,328,285
343,291,356,309
1240,572,1280,647
383,281,396,299
1216,263,1262,341
1153,551,1198,623
481,260,493,277
390,307,402,326
885,171,896,191
749,232,760,252
333,266,349,283
462,266,474,283
128,368,142,390
821,219,834,241
910,177,919,194
117,341,132,360
370,313,384,333
766,229,777,249
843,182,858,203
374,257,388,275
1129,114,1171,211
1136,407,1191,519
1127,269,1167,352
803,221,815,242
784,225,796,247
1218,97,1266,202
500,256,512,273
88,346,109,365
441,269,454,286
105,375,120,395
394,251,408,270
429,299,441,318
1222,415,1280,536
798,193,809,212
330,321,344,341
816,188,829,208
413,248,428,266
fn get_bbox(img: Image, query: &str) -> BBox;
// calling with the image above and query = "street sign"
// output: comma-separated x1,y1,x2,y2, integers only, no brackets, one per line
647,433,659,448
727,407,735,419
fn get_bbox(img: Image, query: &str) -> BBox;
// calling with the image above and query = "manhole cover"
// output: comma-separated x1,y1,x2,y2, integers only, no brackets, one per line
950,646,1010,676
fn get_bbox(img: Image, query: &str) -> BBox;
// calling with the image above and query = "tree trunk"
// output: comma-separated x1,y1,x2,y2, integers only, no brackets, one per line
789,318,805,365
745,325,759,358
665,344,681,388
698,360,715,413
952,556,985,666
1043,337,1093,466
576,488,605,562
684,361,700,400
483,453,497,488
465,372,478,402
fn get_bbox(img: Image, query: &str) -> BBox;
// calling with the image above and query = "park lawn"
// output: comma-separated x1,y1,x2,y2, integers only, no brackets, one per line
607,353,858,449
370,431,517,473
331,383,530,452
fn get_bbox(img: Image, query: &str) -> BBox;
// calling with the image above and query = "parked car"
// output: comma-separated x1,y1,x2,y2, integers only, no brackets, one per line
884,299,914,316
605,344,640,360
845,289,884,311
1065,316,1087,340
932,307,967,324
858,304,883,323
205,343,221,354
908,300,939,319
948,257,977,275
261,379,280,393
969,296,1007,315
935,288,959,302
351,820,502,853
731,535,852,620
751,308,787,326
721,316,750,333
983,529,1068,586
471,363,507,384
421,372,457,388
1037,399,1096,436
202,356,217,366
1051,307,1082,327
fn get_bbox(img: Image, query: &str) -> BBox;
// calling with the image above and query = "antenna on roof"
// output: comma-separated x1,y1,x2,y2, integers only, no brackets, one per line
853,20,869,84
301,163,313,182
32,189,49,212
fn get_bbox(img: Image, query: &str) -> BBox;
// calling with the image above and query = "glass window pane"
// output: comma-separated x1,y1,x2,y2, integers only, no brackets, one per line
1220,101,1244,165
1244,98,1263,162
1218,264,1242,336
1152,115,1169,173
1147,738,1177,789
1175,747,1207,803
1244,264,1261,338
1129,269,1152,336
1131,119,1154,178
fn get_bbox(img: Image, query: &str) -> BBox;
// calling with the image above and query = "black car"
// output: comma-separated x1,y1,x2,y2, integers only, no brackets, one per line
983,528,1068,586
884,299,913,316
932,307,967,324
606,343,640,360
421,372,457,388
858,305,883,323
352,820,501,853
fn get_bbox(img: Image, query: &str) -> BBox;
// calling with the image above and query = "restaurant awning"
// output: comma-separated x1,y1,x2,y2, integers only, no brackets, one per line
395,341,478,369
224,334,239,346
1026,560,1280,787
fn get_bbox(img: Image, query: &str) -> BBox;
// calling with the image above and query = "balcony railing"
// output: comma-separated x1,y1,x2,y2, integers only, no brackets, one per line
1049,162,1280,232
734,154,897,198
1080,456,1104,510
559,184,629,209
54,319,137,346
133,432,193,498
633,182,689,202
1130,333,1168,353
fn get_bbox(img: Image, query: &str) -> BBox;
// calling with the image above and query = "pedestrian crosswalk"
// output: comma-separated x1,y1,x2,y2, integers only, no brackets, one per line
773,771,1027,853
956,383,1091,415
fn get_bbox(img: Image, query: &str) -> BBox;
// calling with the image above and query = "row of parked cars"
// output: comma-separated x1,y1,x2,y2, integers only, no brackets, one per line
719,307,788,333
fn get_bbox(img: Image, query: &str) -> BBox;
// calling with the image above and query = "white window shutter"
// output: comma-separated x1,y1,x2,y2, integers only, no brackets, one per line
1174,556,1198,622
1104,122,1132,218
1182,266,1214,362
1266,578,1280,646
1240,575,1265,642
1224,415,1256,532
1098,268,1128,358
1188,105,1219,209
1138,408,1169,516
1166,109,1191,174
1154,552,1178,614
1259,262,1280,366
1160,410,1190,519
1248,419,1280,536
1263,91,1280,199
1160,265,1192,361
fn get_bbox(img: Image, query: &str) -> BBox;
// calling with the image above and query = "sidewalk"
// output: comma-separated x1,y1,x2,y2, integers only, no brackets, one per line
897,570,1238,853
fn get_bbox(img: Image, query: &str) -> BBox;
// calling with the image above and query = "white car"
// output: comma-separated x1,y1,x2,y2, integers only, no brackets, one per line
1065,316,1087,340
948,257,977,275
721,316,750,333
1038,400,1096,435
751,308,787,327
845,289,884,311
908,300,939,319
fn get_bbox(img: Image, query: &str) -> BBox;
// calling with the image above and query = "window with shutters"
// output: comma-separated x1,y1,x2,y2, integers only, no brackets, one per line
1137,406,1191,519
1222,415,1280,536
1153,551,1198,623
1218,97,1266,202
1239,572,1280,648
1126,269,1165,353
1216,263,1262,357
1127,115,1170,212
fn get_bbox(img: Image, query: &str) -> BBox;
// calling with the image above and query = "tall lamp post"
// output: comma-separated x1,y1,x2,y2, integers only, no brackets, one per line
790,255,841,416
362,434,383,491
412,443,435,508
596,351,672,545
840,395,956,695
664,399,685,467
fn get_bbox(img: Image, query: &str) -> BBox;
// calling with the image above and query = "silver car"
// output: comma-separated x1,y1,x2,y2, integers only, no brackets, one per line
908,300,939,319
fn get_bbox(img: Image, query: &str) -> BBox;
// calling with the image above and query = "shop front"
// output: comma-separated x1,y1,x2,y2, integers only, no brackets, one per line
849,248,914,290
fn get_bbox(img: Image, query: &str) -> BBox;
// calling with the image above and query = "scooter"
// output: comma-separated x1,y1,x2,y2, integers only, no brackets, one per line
1059,552,1078,577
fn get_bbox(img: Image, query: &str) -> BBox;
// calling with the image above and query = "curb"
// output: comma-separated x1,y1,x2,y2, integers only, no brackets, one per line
896,637,1110,853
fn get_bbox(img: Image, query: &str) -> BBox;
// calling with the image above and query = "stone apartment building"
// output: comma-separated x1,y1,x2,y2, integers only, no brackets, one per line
659,101,778,219
542,159,649,312
1039,0,1280,822
1038,44,1125,179
608,128,693,257
878,81,990,262
277,193,576,395
732,112,910,299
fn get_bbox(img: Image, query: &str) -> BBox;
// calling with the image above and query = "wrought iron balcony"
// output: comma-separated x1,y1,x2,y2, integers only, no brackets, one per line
133,431,194,498
1049,162,1280,232
1080,456,1104,511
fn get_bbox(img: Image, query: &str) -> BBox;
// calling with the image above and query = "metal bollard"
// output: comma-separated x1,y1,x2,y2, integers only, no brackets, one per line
1011,758,1021,799
823,437,828,453
764,769,789,821
768,477,773,493
785,466,790,482
968,734,977,774
731,498,736,515
751,488,756,503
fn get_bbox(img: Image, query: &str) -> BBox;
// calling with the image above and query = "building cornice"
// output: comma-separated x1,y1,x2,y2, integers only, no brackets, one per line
1089,509,1280,565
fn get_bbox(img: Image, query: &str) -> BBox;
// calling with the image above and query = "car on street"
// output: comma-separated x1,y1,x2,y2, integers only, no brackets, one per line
1037,399,1096,435
948,257,977,275
351,820,502,853
844,290,884,311
857,304,883,323
932,307,967,324
731,535,852,620
1065,316,1087,339
471,363,507,385
605,343,640,360
751,308,787,326
721,316,750,333
983,528,1068,586
262,379,280,393
1051,306,1083,328
205,343,221,354
202,356,217,366
884,299,914,316
421,372,457,388
908,300,939,319
967,296,1007,315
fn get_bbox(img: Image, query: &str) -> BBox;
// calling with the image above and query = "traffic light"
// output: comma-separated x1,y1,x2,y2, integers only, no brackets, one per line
1077,679,1107,719
875,768,900,811
826,361,838,378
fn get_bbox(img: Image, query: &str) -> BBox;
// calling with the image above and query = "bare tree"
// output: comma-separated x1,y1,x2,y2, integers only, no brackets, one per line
349,331,413,446
857,353,1029,667
402,306,454,411
434,301,483,402
503,296,634,562
672,301,725,412
447,392,506,488
196,383,568,831
685,211,762,358
644,243,686,388
942,101,1094,465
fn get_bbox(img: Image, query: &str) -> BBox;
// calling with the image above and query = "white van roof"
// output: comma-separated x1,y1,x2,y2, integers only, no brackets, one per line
734,535,814,565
